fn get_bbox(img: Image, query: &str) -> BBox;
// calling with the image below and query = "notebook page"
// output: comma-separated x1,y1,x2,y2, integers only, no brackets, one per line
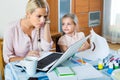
72,63,103,79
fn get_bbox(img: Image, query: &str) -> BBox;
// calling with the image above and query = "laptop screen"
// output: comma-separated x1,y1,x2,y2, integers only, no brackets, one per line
48,35,90,72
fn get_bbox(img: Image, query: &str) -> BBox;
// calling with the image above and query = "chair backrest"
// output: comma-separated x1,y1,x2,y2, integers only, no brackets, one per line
51,33,62,52
55,34,62,52
0,40,5,80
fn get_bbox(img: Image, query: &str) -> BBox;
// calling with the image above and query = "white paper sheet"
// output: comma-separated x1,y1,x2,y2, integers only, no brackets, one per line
72,63,104,79
75,29,110,61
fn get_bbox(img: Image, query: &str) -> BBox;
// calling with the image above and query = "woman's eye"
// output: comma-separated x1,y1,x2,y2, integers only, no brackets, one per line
44,16,48,20
44,16,47,19
37,15,41,18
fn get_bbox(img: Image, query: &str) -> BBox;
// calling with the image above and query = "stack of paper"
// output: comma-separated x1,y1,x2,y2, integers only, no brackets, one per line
55,67,75,77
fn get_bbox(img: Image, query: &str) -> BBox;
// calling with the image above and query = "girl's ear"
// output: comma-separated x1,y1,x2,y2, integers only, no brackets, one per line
75,24,80,32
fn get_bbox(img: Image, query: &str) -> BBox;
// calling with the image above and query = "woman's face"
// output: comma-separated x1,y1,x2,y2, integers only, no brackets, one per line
62,17,76,34
28,8,48,28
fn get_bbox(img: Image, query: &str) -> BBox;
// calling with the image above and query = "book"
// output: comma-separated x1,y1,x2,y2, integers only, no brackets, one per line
55,67,75,77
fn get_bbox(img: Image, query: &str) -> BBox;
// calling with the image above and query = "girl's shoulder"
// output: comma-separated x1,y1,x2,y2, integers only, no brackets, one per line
77,32,85,36
59,34,66,40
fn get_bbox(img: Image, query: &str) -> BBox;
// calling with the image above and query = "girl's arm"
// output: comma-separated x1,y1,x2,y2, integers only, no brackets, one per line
78,41,90,51
59,45,68,53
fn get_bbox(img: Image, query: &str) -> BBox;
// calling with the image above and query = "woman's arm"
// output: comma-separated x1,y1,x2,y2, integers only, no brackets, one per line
44,22,52,43
40,22,53,51
9,57,24,62
9,50,40,62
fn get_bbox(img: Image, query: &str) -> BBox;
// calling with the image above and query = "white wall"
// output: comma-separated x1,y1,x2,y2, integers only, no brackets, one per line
0,0,27,38
103,0,111,36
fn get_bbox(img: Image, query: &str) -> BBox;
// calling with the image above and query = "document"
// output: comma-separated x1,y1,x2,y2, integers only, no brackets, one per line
75,29,110,61
72,63,103,79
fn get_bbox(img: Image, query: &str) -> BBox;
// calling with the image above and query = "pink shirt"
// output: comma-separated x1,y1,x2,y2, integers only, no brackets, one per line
58,32,85,47
3,19,53,63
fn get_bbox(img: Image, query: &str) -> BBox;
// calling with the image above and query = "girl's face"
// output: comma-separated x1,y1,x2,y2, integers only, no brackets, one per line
28,8,48,28
62,17,76,34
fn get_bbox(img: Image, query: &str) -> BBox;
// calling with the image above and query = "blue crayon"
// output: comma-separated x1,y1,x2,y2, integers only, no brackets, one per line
107,62,113,74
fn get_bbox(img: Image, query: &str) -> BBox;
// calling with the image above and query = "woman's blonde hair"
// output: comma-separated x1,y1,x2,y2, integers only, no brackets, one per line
26,0,49,14
62,13,80,31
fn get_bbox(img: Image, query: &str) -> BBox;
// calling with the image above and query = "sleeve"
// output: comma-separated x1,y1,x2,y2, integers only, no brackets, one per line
78,32,85,39
57,36,67,46
41,39,53,51
3,27,15,63
40,27,53,51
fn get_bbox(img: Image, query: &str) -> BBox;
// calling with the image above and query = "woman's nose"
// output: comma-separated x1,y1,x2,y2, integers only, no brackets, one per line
39,16,45,23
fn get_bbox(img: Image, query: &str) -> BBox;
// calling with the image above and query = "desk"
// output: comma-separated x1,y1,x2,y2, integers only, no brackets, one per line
5,61,113,80
5,60,113,80
5,50,117,80
47,61,112,80
5,62,48,80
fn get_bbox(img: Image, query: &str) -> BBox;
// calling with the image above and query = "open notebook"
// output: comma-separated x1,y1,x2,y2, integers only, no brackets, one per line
15,35,90,72
37,35,90,72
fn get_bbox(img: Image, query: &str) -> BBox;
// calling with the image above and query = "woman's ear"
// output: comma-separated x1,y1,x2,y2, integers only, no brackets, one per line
26,12,31,19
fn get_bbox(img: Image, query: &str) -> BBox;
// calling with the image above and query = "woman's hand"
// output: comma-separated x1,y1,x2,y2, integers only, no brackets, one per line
26,51,40,58
44,19,52,43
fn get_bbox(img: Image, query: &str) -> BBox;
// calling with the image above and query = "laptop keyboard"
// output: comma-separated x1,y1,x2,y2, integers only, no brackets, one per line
37,53,62,69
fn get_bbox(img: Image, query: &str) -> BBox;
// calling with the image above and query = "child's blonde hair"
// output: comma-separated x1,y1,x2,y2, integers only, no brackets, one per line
62,13,79,31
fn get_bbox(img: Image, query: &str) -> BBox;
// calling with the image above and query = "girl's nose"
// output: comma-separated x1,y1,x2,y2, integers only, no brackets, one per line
64,24,68,28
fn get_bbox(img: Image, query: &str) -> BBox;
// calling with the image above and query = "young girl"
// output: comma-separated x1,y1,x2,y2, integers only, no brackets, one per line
58,13,90,52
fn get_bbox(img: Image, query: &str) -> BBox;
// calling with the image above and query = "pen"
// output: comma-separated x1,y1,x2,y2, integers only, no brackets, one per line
70,58,81,65
77,57,86,64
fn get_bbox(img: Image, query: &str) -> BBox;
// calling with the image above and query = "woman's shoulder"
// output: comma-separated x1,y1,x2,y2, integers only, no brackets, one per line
4,19,21,35
8,19,20,28
6,19,21,31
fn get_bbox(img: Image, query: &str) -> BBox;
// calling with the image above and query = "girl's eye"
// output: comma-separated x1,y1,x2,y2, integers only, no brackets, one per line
67,23,71,25
62,23,65,25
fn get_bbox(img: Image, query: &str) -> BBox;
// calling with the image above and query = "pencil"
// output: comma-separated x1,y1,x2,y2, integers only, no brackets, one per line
81,57,84,64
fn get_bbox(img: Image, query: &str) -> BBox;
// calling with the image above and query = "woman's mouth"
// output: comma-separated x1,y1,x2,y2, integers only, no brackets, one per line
37,23,44,27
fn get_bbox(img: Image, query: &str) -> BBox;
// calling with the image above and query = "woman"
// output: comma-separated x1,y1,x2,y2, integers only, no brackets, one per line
3,0,53,63
58,13,90,52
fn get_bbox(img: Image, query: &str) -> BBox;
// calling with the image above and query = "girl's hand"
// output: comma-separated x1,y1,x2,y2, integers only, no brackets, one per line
26,51,40,58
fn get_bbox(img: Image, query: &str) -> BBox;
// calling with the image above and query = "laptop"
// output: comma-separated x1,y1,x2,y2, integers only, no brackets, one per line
37,35,90,72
